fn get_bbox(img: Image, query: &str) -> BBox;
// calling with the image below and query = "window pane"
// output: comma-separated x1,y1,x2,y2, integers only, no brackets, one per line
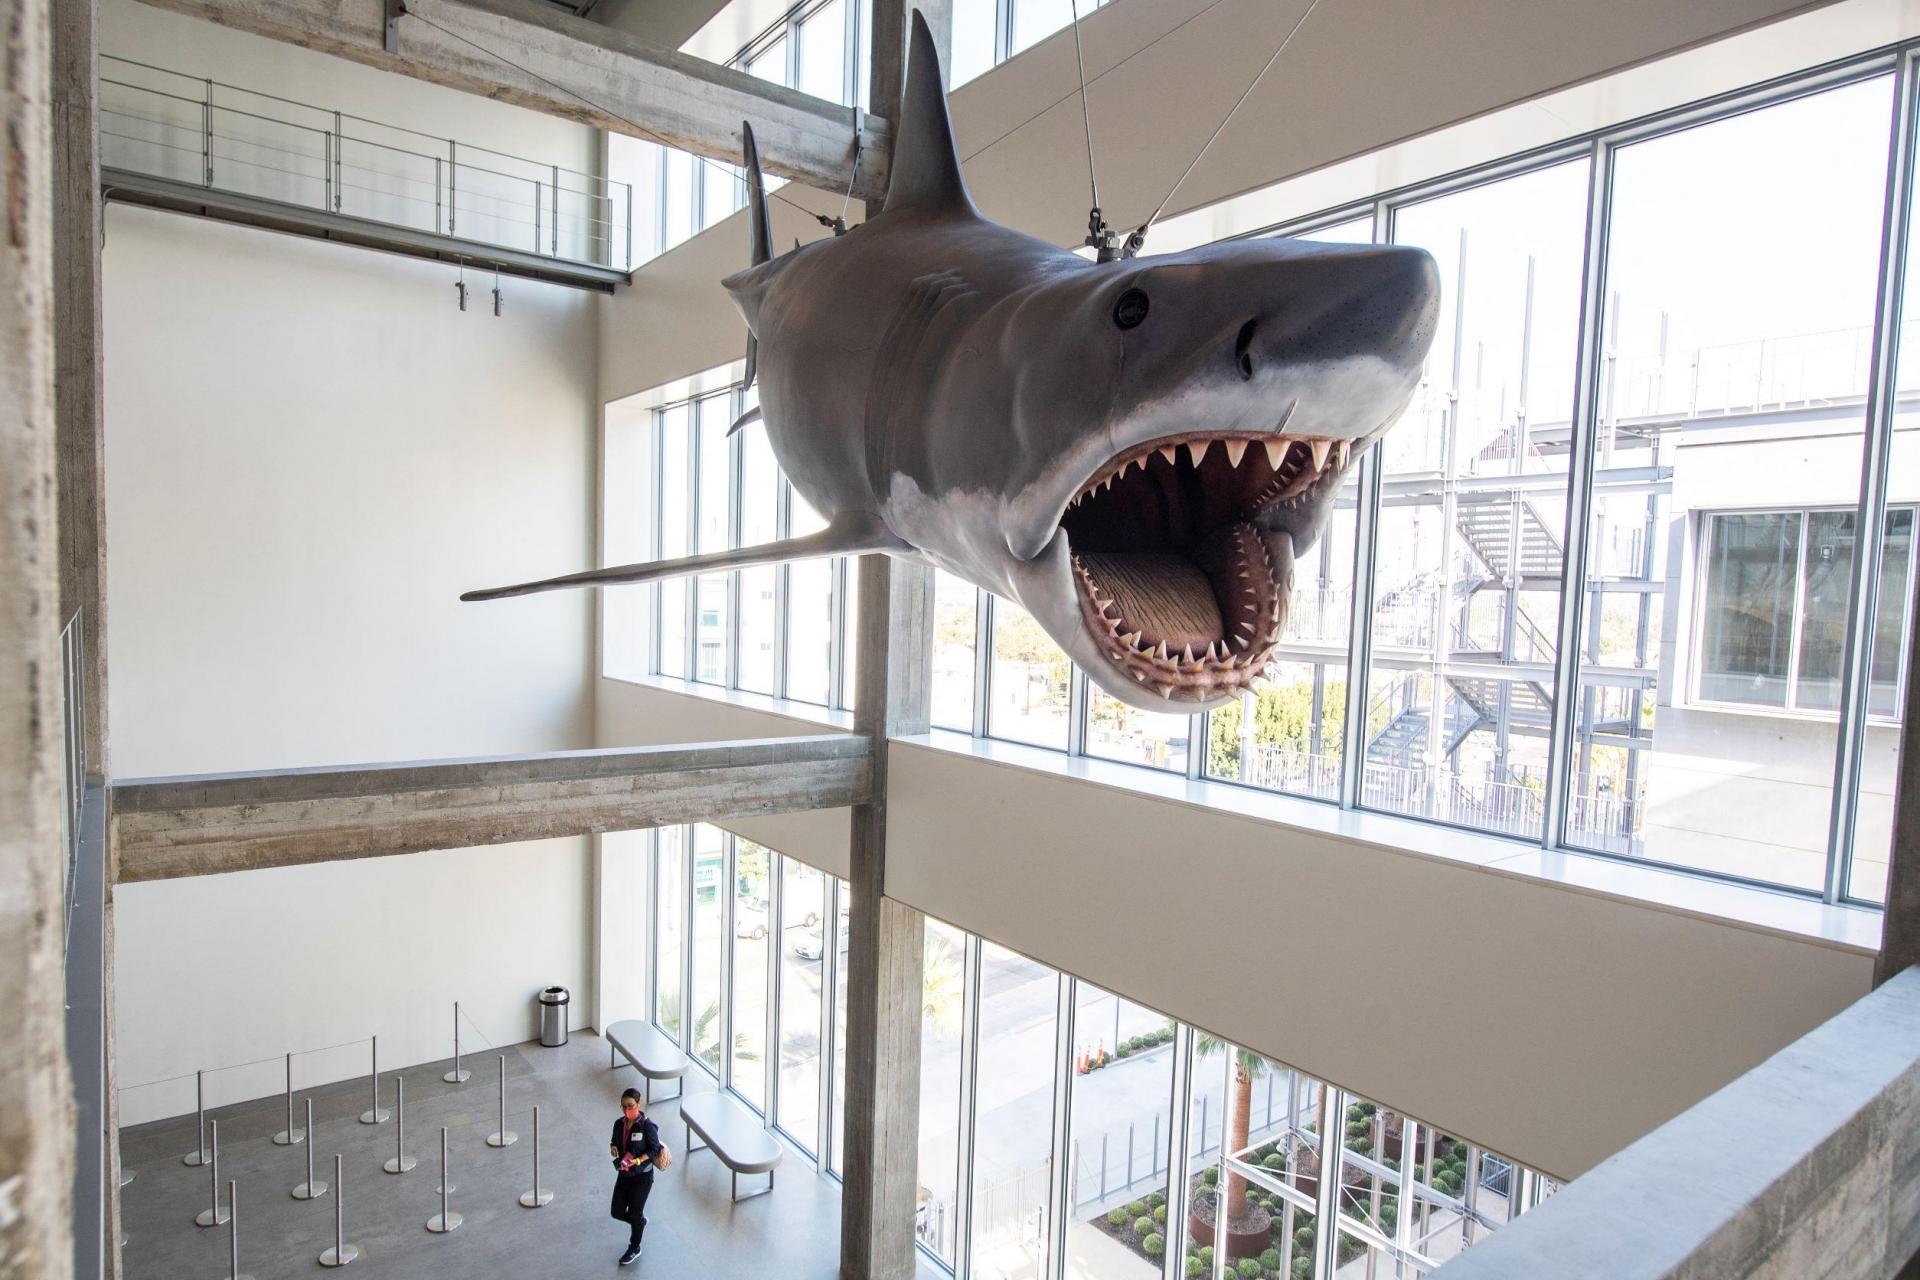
798,1,847,104
653,826,684,1042
970,942,1058,1280
1698,512,1799,707
739,419,780,693
1085,686,1192,772
1011,0,1073,54
1362,159,1586,841
932,570,978,731
989,599,1071,749
1187,1046,1316,1280
694,396,732,686
658,406,690,678
829,880,850,1174
841,559,860,710
1795,511,1858,711
777,857,826,1154
1567,77,1893,889
787,492,835,704
701,159,740,230
731,839,771,1110
749,34,788,85
1851,507,1914,901
1206,664,1346,801
1066,987,1172,1280
951,0,998,86
662,148,694,252
918,922,966,1264
690,825,725,1074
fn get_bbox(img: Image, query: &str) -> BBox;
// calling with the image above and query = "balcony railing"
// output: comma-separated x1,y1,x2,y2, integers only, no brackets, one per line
99,55,634,272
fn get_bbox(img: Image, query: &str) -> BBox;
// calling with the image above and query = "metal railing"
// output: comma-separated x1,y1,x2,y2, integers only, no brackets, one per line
60,610,86,964
98,55,634,271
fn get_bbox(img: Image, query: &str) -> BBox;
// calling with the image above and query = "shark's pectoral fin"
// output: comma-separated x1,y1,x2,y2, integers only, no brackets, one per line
727,404,763,437
461,516,906,602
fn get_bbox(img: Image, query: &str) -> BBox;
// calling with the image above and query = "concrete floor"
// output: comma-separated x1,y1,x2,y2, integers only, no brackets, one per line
117,1031,929,1279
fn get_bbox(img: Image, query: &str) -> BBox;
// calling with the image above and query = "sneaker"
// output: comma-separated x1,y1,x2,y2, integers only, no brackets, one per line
620,1246,641,1266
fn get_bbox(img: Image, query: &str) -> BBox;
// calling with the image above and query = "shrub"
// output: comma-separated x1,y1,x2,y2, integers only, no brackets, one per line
1186,1257,1204,1278
1260,1248,1283,1269
1134,1216,1156,1238
1247,1188,1262,1204
1294,1226,1316,1250
1143,1234,1166,1258
1236,1259,1263,1280
1147,1192,1167,1210
1359,1102,1377,1117
1262,1153,1286,1171
1107,1208,1128,1227
1199,1246,1214,1267
1154,1205,1168,1226
1203,1167,1219,1186
1292,1257,1314,1280
1128,1200,1149,1218
1350,1138,1373,1156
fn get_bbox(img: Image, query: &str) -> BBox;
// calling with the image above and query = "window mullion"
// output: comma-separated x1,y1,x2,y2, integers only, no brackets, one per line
1786,511,1812,713
1046,977,1077,1280
973,589,993,737
1341,198,1392,811
953,933,983,1278
1543,137,1618,850
1162,1024,1196,1280
1829,47,1918,904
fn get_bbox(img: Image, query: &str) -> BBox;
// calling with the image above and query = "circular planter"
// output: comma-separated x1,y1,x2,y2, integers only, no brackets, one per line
1187,1192,1272,1260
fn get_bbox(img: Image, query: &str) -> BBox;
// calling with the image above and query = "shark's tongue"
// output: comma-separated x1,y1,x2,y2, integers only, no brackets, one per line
1077,519,1273,655
1076,552,1222,652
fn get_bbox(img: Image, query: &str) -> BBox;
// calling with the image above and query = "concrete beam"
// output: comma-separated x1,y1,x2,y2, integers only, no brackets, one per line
113,735,872,882
0,0,78,1273
131,0,892,199
1430,967,1920,1279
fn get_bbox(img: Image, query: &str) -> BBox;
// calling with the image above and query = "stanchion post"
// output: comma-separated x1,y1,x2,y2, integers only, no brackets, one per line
519,1104,553,1208
272,1053,304,1146
487,1054,517,1147
384,1076,416,1174
318,1155,361,1267
427,1127,463,1233
359,1036,389,1124
226,1179,256,1280
293,1099,328,1200
443,1002,471,1083
181,1069,208,1166
194,1120,229,1227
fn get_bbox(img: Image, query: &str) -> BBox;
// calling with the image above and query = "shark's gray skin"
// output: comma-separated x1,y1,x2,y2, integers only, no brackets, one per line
466,13,1440,713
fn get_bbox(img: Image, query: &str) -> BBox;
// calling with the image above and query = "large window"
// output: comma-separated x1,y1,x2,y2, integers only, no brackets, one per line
615,44,1917,909
624,841,1554,1278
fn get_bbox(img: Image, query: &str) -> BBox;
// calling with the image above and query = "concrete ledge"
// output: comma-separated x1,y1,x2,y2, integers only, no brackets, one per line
1432,967,1920,1279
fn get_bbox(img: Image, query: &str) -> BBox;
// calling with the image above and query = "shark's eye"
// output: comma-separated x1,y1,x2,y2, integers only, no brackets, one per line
1113,288,1150,330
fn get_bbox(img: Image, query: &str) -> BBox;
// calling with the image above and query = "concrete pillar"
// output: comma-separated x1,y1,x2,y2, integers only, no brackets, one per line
0,0,78,1274
837,6,946,1277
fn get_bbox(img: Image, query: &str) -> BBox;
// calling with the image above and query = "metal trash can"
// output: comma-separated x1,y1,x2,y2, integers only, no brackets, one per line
537,986,569,1048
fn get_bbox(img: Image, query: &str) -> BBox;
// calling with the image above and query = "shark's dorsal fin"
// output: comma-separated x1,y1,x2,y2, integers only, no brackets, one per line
741,121,772,389
461,515,907,602
881,10,977,220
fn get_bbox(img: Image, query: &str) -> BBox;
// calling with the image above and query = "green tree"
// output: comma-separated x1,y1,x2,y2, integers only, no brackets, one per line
1207,679,1349,777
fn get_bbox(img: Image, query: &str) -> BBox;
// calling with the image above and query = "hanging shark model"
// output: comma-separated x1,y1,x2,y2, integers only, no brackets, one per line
465,12,1439,713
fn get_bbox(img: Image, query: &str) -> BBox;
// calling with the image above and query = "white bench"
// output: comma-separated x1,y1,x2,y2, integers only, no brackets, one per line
605,1020,690,1104
680,1090,782,1202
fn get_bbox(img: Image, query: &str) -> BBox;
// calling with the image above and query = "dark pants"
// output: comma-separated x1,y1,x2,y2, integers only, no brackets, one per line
610,1171,653,1249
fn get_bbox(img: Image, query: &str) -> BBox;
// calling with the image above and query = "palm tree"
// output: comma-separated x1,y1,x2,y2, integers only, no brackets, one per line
1196,1034,1270,1225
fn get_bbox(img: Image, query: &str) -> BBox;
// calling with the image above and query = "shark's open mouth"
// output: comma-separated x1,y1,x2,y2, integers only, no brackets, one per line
1060,430,1348,702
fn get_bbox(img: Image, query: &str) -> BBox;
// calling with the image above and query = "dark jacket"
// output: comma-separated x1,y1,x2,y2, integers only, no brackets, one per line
610,1114,661,1177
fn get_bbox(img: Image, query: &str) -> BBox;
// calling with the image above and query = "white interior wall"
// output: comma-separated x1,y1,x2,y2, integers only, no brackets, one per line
104,2,600,1126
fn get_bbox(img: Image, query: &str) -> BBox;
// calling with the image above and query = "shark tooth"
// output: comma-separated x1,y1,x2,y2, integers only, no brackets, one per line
1121,631,1143,649
1264,440,1288,469
1308,439,1332,471
1187,439,1213,465
1224,439,1249,468
1160,687,1175,700
1153,641,1169,661
1158,445,1179,466
1335,439,1351,467
1181,644,1196,664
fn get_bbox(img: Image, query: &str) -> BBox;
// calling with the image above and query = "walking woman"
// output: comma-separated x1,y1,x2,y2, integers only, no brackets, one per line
610,1087,662,1265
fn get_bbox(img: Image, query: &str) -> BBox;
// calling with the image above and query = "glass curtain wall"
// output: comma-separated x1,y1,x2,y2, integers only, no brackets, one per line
624,47,1917,907
631,828,1552,1277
